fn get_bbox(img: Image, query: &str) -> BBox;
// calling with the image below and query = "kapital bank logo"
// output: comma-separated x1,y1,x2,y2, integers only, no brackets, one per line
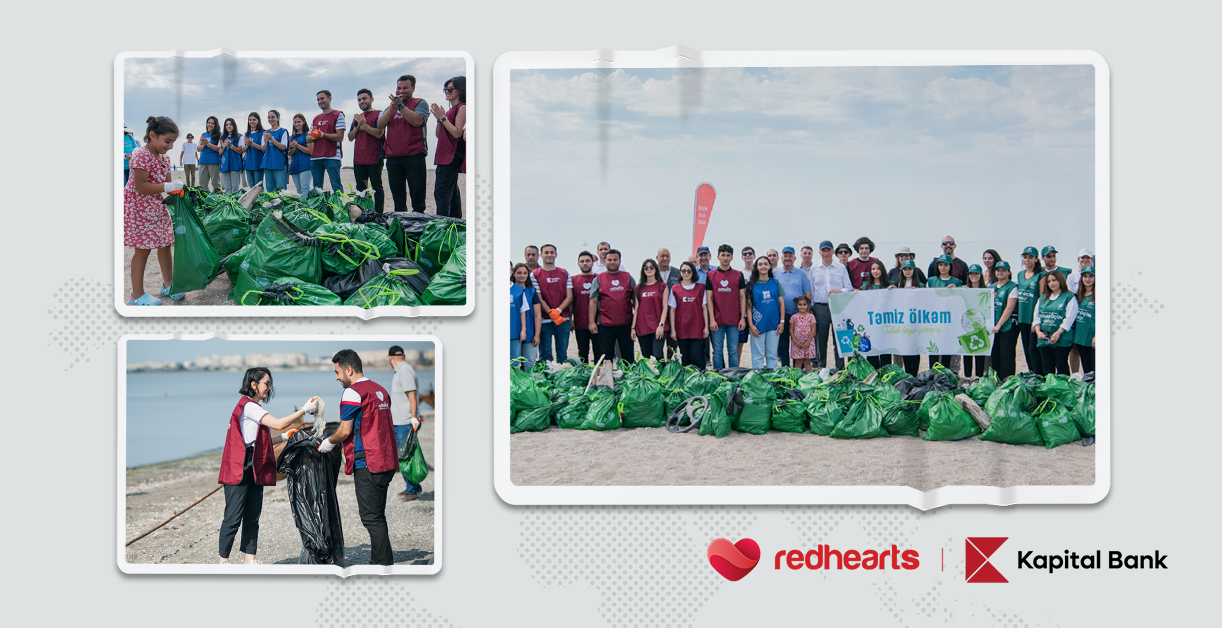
966,537,1009,583
966,536,1169,583
707,538,920,582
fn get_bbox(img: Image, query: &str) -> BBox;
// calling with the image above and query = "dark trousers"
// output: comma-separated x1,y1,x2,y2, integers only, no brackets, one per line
1076,344,1095,374
1017,323,1043,375
574,328,594,364
1038,345,1073,376
596,324,634,364
991,326,1020,380
218,464,263,559
777,313,795,367
900,355,922,376
386,153,427,213
637,334,665,360
353,160,385,213
677,337,706,369
931,355,954,369
354,467,395,566
433,147,464,218
962,355,989,377
866,355,887,369
812,303,843,369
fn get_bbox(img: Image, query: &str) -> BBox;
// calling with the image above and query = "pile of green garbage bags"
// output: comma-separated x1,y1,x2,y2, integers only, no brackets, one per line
509,356,1096,449
164,187,466,307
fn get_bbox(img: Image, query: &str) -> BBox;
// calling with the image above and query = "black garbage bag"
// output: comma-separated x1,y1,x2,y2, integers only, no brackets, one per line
324,257,431,300
277,424,346,566
718,367,755,380
894,369,958,401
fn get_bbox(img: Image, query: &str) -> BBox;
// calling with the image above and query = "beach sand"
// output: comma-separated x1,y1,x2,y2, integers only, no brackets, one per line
511,337,1097,488
124,410,436,566
122,169,465,306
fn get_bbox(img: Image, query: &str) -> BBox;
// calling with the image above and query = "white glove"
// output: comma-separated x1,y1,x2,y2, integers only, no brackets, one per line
410,418,420,430
164,180,184,192
302,398,318,414
317,438,335,453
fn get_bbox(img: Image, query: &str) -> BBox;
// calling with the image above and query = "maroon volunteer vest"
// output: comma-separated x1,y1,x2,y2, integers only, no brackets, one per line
384,97,426,157
311,110,343,159
353,110,382,165
635,282,669,336
706,268,743,326
218,396,276,486
532,267,571,320
672,283,707,339
596,270,633,327
847,257,877,290
434,103,465,166
342,379,397,475
571,273,597,331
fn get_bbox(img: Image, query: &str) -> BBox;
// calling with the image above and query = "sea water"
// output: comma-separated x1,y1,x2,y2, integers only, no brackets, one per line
125,368,435,467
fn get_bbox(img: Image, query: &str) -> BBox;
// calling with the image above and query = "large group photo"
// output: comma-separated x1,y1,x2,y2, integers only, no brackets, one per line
117,53,470,313
497,55,1106,498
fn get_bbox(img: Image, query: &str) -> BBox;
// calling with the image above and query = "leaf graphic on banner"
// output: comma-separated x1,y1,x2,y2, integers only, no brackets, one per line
927,340,939,354
979,292,990,306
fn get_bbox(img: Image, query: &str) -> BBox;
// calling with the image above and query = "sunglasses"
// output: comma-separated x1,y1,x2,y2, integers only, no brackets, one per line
942,241,955,246
644,265,656,270
444,87,456,93
680,269,692,274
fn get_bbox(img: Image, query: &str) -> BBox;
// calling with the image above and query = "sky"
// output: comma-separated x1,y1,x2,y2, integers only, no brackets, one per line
126,339,435,364
509,65,1097,272
123,55,466,168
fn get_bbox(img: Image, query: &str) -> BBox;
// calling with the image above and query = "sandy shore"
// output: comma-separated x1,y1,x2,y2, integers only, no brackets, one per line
124,410,436,566
122,169,465,306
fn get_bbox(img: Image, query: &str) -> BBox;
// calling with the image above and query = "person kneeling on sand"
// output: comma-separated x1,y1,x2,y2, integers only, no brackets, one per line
218,367,318,564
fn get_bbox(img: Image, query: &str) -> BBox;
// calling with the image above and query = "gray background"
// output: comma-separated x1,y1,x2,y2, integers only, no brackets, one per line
4,0,1214,625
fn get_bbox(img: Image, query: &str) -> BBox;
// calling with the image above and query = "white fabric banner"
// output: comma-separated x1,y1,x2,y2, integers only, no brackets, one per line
829,288,995,357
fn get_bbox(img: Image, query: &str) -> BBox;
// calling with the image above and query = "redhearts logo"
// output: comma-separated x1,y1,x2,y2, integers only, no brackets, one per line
707,538,761,582
966,537,1008,583
720,279,729,287
612,280,620,287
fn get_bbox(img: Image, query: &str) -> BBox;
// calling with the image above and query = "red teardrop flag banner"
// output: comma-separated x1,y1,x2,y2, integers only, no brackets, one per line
692,182,717,255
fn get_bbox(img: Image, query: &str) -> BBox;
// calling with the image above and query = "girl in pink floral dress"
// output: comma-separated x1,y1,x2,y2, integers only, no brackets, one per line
124,116,183,305
789,295,818,372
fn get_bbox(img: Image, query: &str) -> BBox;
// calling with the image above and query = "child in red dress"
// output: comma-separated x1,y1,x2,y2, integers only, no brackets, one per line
124,116,183,305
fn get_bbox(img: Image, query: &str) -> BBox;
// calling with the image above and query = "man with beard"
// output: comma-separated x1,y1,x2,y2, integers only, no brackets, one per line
523,245,540,272
570,251,599,363
531,244,574,363
376,75,430,213
588,249,636,365
926,236,969,284
348,89,386,212
799,245,815,271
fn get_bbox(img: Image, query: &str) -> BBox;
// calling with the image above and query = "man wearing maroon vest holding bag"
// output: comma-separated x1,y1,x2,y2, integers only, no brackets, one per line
588,249,636,365
570,251,598,364
310,90,346,191
348,88,386,213
531,244,573,363
377,74,430,213
318,350,398,566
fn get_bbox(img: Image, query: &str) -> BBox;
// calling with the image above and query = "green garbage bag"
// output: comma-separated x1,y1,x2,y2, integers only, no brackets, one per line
314,222,385,276
831,394,889,439
1076,384,1096,437
343,268,425,308
200,200,251,257
165,193,221,294
881,400,921,437
282,205,332,233
697,382,733,438
237,277,343,306
421,244,466,305
733,371,776,434
550,364,592,390
979,387,1045,446
797,370,824,390
922,392,981,441
555,393,592,429
846,355,876,380
1032,399,1082,449
804,389,843,436
967,369,1000,406
866,384,902,408
874,364,913,387
620,376,666,428
771,398,807,433
930,362,959,387
579,388,621,430
359,223,399,259
510,364,550,418
1034,374,1078,407
401,438,429,484
657,360,685,389
512,401,559,433
222,244,251,284
984,377,1037,418
231,213,323,303
630,360,659,378
414,220,466,276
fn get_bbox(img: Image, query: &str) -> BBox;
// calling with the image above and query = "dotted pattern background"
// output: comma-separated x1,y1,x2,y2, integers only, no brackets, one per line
316,577,459,628
1111,274,1162,333
517,505,756,627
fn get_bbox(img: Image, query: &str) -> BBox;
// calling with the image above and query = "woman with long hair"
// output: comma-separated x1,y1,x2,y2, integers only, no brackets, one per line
1014,246,1046,374
1033,271,1078,376
430,76,467,218
960,264,990,377
218,117,246,193
988,261,1021,380
218,367,317,564
631,258,669,360
510,263,541,370
927,254,961,369
668,261,710,369
982,249,1003,285
746,256,785,369
891,260,924,375
243,112,267,188
197,115,224,191
287,114,313,193
860,259,890,368
261,110,289,191
1072,266,1096,375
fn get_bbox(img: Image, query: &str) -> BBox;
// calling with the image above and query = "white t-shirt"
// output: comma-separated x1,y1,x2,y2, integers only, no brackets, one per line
181,142,198,165
668,287,708,307
390,361,419,426
240,401,269,444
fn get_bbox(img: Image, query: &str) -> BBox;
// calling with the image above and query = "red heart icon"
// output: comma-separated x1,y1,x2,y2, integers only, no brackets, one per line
707,538,761,582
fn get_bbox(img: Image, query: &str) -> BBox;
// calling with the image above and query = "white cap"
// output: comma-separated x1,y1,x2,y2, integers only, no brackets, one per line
1078,248,1094,258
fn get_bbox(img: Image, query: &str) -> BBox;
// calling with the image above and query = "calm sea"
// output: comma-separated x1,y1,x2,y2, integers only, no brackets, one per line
125,368,436,468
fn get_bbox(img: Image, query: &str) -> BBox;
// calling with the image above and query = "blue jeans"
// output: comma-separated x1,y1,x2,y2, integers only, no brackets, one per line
311,159,342,191
539,321,570,363
510,340,538,370
264,167,288,191
750,330,779,369
709,324,739,370
245,169,262,187
290,170,312,194
123,168,130,185
394,425,422,495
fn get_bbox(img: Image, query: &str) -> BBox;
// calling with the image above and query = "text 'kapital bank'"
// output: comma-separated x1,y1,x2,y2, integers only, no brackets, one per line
1018,550,1168,573
775,545,919,571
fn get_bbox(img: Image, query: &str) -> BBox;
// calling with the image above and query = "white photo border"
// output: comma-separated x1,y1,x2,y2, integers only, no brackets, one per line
492,48,1110,509
117,333,443,576
114,50,475,319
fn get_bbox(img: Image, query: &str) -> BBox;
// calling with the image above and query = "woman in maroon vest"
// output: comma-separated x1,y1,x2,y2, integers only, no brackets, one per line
430,76,466,218
632,258,670,360
668,261,710,368
217,367,318,564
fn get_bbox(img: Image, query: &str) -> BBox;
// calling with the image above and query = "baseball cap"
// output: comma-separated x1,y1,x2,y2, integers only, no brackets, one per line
1081,265,1095,275
1041,245,1057,256
1022,246,1039,257
1078,248,1094,258
896,246,913,256
835,243,852,254
936,254,953,265
901,260,916,269
819,240,833,250
782,246,795,254
388,345,405,356
994,260,1011,271
696,246,710,254
968,264,983,274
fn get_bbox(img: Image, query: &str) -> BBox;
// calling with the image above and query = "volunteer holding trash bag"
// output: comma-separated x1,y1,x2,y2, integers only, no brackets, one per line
1034,271,1079,376
668,261,710,368
1072,267,1096,374
317,350,399,566
989,261,1021,380
124,116,182,306
218,367,318,564
388,346,422,502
